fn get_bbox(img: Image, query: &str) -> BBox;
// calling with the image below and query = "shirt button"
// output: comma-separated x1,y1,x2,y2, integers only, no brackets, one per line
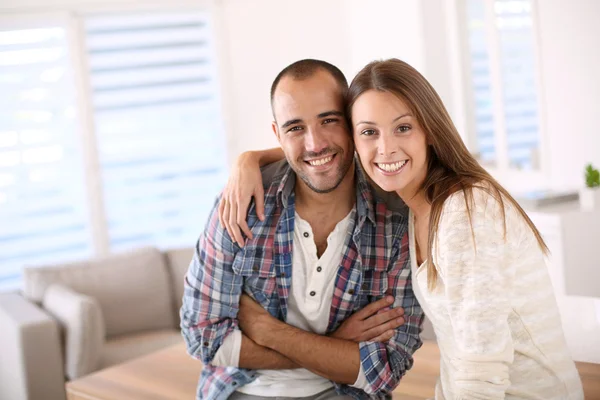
316,266,322,272
310,291,316,297
203,341,209,346
348,289,355,295
303,232,309,238
252,266,259,272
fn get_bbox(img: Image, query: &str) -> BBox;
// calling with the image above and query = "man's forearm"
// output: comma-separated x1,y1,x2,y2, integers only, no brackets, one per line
239,334,299,370
258,321,360,384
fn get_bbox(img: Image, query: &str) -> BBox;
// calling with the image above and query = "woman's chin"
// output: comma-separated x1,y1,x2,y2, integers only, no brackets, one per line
372,178,404,194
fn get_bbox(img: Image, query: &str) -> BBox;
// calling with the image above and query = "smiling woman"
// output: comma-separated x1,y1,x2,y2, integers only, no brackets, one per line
352,91,428,195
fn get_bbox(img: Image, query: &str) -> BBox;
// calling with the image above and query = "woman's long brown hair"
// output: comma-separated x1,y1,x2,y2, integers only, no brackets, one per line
347,58,548,290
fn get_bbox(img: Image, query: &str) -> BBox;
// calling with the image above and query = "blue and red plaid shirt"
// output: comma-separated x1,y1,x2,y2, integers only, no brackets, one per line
180,160,423,399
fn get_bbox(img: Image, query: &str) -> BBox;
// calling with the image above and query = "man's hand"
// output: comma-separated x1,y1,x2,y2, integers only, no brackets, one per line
238,294,277,346
330,296,405,342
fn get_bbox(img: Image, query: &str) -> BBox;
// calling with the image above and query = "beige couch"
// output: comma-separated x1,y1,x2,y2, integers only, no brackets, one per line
0,246,194,400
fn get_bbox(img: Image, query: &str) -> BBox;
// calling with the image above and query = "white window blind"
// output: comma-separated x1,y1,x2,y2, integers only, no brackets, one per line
466,0,496,165
84,11,228,252
466,0,541,170
0,26,92,290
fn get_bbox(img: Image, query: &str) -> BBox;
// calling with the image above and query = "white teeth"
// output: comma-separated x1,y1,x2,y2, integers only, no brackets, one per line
376,160,407,172
308,155,333,166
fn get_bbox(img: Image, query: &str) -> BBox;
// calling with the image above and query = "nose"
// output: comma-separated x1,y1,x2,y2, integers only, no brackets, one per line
377,133,397,157
304,126,328,155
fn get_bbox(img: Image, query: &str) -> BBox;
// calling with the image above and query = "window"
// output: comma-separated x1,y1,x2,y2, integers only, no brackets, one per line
85,12,227,251
0,9,227,290
0,25,93,290
464,0,542,172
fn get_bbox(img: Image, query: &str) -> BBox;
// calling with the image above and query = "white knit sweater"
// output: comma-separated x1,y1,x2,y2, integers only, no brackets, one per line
409,187,584,399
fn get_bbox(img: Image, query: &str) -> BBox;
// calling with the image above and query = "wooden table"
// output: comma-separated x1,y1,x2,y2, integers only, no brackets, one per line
66,341,600,400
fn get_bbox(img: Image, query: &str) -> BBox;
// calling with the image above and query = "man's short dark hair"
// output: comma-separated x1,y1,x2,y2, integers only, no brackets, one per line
270,59,348,108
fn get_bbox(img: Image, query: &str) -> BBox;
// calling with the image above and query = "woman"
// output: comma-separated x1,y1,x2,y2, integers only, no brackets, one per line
219,59,583,399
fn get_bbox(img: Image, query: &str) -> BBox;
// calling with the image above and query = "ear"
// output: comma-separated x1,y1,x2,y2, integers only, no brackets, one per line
272,121,281,143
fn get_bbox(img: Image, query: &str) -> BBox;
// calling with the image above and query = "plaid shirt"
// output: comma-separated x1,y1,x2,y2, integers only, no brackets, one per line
181,160,423,400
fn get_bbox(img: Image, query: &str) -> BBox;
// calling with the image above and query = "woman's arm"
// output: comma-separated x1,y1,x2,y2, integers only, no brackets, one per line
252,147,285,167
435,189,516,399
218,147,284,245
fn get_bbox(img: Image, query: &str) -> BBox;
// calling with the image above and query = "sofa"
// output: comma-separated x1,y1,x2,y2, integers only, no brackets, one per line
0,246,194,400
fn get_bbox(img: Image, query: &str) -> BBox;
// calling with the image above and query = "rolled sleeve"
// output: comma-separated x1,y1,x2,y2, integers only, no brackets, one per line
179,196,244,365
350,364,371,393
212,329,242,368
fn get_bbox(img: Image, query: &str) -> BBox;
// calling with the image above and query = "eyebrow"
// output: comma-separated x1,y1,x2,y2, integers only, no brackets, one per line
281,118,303,129
355,112,413,126
318,110,344,119
281,111,344,129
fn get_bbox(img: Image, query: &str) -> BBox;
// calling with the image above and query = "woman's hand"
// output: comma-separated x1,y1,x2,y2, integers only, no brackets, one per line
218,151,266,246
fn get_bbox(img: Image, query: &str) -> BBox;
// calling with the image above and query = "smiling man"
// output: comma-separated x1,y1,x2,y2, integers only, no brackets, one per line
180,59,423,400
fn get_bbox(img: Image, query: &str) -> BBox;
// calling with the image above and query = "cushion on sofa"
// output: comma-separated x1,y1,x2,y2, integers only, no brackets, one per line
43,284,104,379
24,247,176,338
99,329,182,369
164,247,194,316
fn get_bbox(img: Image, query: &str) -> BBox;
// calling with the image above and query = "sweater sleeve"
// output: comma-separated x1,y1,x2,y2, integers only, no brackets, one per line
434,189,516,399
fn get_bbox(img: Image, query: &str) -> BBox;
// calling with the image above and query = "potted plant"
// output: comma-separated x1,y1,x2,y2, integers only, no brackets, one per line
580,163,600,211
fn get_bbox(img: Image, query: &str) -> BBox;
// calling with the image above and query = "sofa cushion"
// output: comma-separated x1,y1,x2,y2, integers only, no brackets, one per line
100,329,182,369
43,284,104,379
164,247,194,317
23,247,175,337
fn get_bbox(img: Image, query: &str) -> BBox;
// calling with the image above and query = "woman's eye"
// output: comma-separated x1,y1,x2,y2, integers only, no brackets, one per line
360,129,376,136
397,125,411,133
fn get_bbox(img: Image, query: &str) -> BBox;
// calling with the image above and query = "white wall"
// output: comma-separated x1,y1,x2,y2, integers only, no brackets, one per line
536,0,600,190
216,0,352,160
344,0,425,77
533,0,600,363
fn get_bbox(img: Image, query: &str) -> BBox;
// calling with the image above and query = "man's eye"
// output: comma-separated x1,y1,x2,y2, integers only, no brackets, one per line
288,126,302,133
361,129,376,136
323,118,338,124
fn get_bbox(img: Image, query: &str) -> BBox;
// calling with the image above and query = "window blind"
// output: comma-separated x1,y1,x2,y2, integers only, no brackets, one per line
0,26,92,290
466,0,540,170
495,0,540,169
84,11,228,251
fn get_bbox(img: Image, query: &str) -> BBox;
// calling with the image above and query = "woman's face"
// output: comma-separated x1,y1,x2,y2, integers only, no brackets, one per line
352,90,429,197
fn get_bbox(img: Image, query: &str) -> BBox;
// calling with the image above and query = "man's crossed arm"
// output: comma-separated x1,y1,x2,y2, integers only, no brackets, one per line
235,294,404,384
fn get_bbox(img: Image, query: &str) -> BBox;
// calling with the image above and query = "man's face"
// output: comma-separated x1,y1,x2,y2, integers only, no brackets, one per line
272,70,354,194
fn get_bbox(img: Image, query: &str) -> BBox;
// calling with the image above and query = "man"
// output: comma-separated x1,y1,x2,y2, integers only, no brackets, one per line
180,59,423,400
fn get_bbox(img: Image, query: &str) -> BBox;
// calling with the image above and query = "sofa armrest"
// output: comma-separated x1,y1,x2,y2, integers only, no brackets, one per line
0,292,66,400
43,284,105,380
